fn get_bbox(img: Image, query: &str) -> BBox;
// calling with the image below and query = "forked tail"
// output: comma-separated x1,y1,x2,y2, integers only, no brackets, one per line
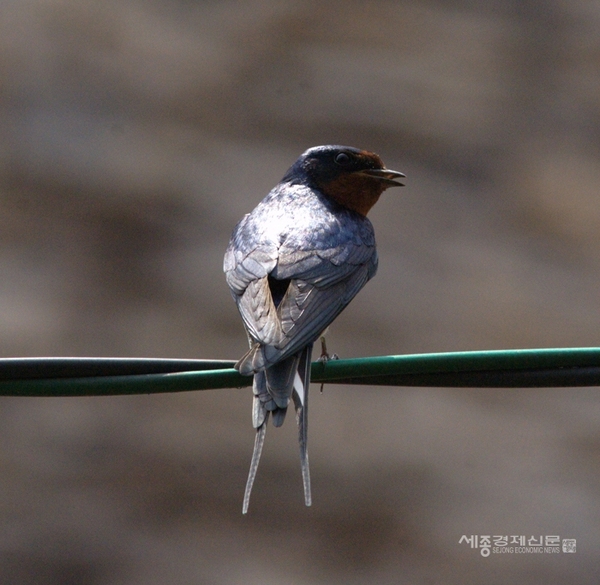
241,343,313,513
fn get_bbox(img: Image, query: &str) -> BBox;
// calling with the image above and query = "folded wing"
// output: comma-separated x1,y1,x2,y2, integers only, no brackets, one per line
226,238,377,374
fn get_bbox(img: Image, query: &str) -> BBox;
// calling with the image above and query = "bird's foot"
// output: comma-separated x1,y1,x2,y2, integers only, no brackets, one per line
318,335,339,363
318,335,338,393
317,353,339,363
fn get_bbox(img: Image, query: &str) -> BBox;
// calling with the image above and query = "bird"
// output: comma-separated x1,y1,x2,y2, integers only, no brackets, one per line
223,145,405,513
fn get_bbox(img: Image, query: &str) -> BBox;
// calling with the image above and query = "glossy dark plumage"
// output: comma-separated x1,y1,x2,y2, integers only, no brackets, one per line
223,145,404,513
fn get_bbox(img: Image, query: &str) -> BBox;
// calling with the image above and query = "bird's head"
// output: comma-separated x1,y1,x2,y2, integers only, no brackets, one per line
282,145,405,216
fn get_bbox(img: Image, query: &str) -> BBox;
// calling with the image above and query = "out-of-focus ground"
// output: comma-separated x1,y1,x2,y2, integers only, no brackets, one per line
1,0,600,582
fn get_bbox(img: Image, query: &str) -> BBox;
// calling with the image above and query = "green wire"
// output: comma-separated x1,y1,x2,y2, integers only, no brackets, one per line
0,348,599,396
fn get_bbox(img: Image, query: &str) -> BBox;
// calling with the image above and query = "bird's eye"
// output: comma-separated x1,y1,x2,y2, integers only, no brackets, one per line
334,152,352,165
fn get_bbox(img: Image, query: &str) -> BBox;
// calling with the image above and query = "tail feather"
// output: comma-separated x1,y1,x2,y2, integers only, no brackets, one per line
253,354,299,428
243,414,268,514
264,354,300,408
243,343,314,513
293,343,313,507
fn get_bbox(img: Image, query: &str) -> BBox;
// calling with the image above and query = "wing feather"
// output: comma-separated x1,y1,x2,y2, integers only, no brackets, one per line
226,203,378,374
236,259,373,373
236,276,282,344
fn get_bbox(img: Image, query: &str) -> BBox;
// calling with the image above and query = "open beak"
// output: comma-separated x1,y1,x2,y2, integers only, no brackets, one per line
355,168,406,187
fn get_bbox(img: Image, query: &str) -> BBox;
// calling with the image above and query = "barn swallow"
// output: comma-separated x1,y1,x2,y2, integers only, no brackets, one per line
223,145,405,513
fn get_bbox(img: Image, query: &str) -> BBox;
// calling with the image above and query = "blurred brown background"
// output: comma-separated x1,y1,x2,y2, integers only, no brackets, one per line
1,0,600,582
